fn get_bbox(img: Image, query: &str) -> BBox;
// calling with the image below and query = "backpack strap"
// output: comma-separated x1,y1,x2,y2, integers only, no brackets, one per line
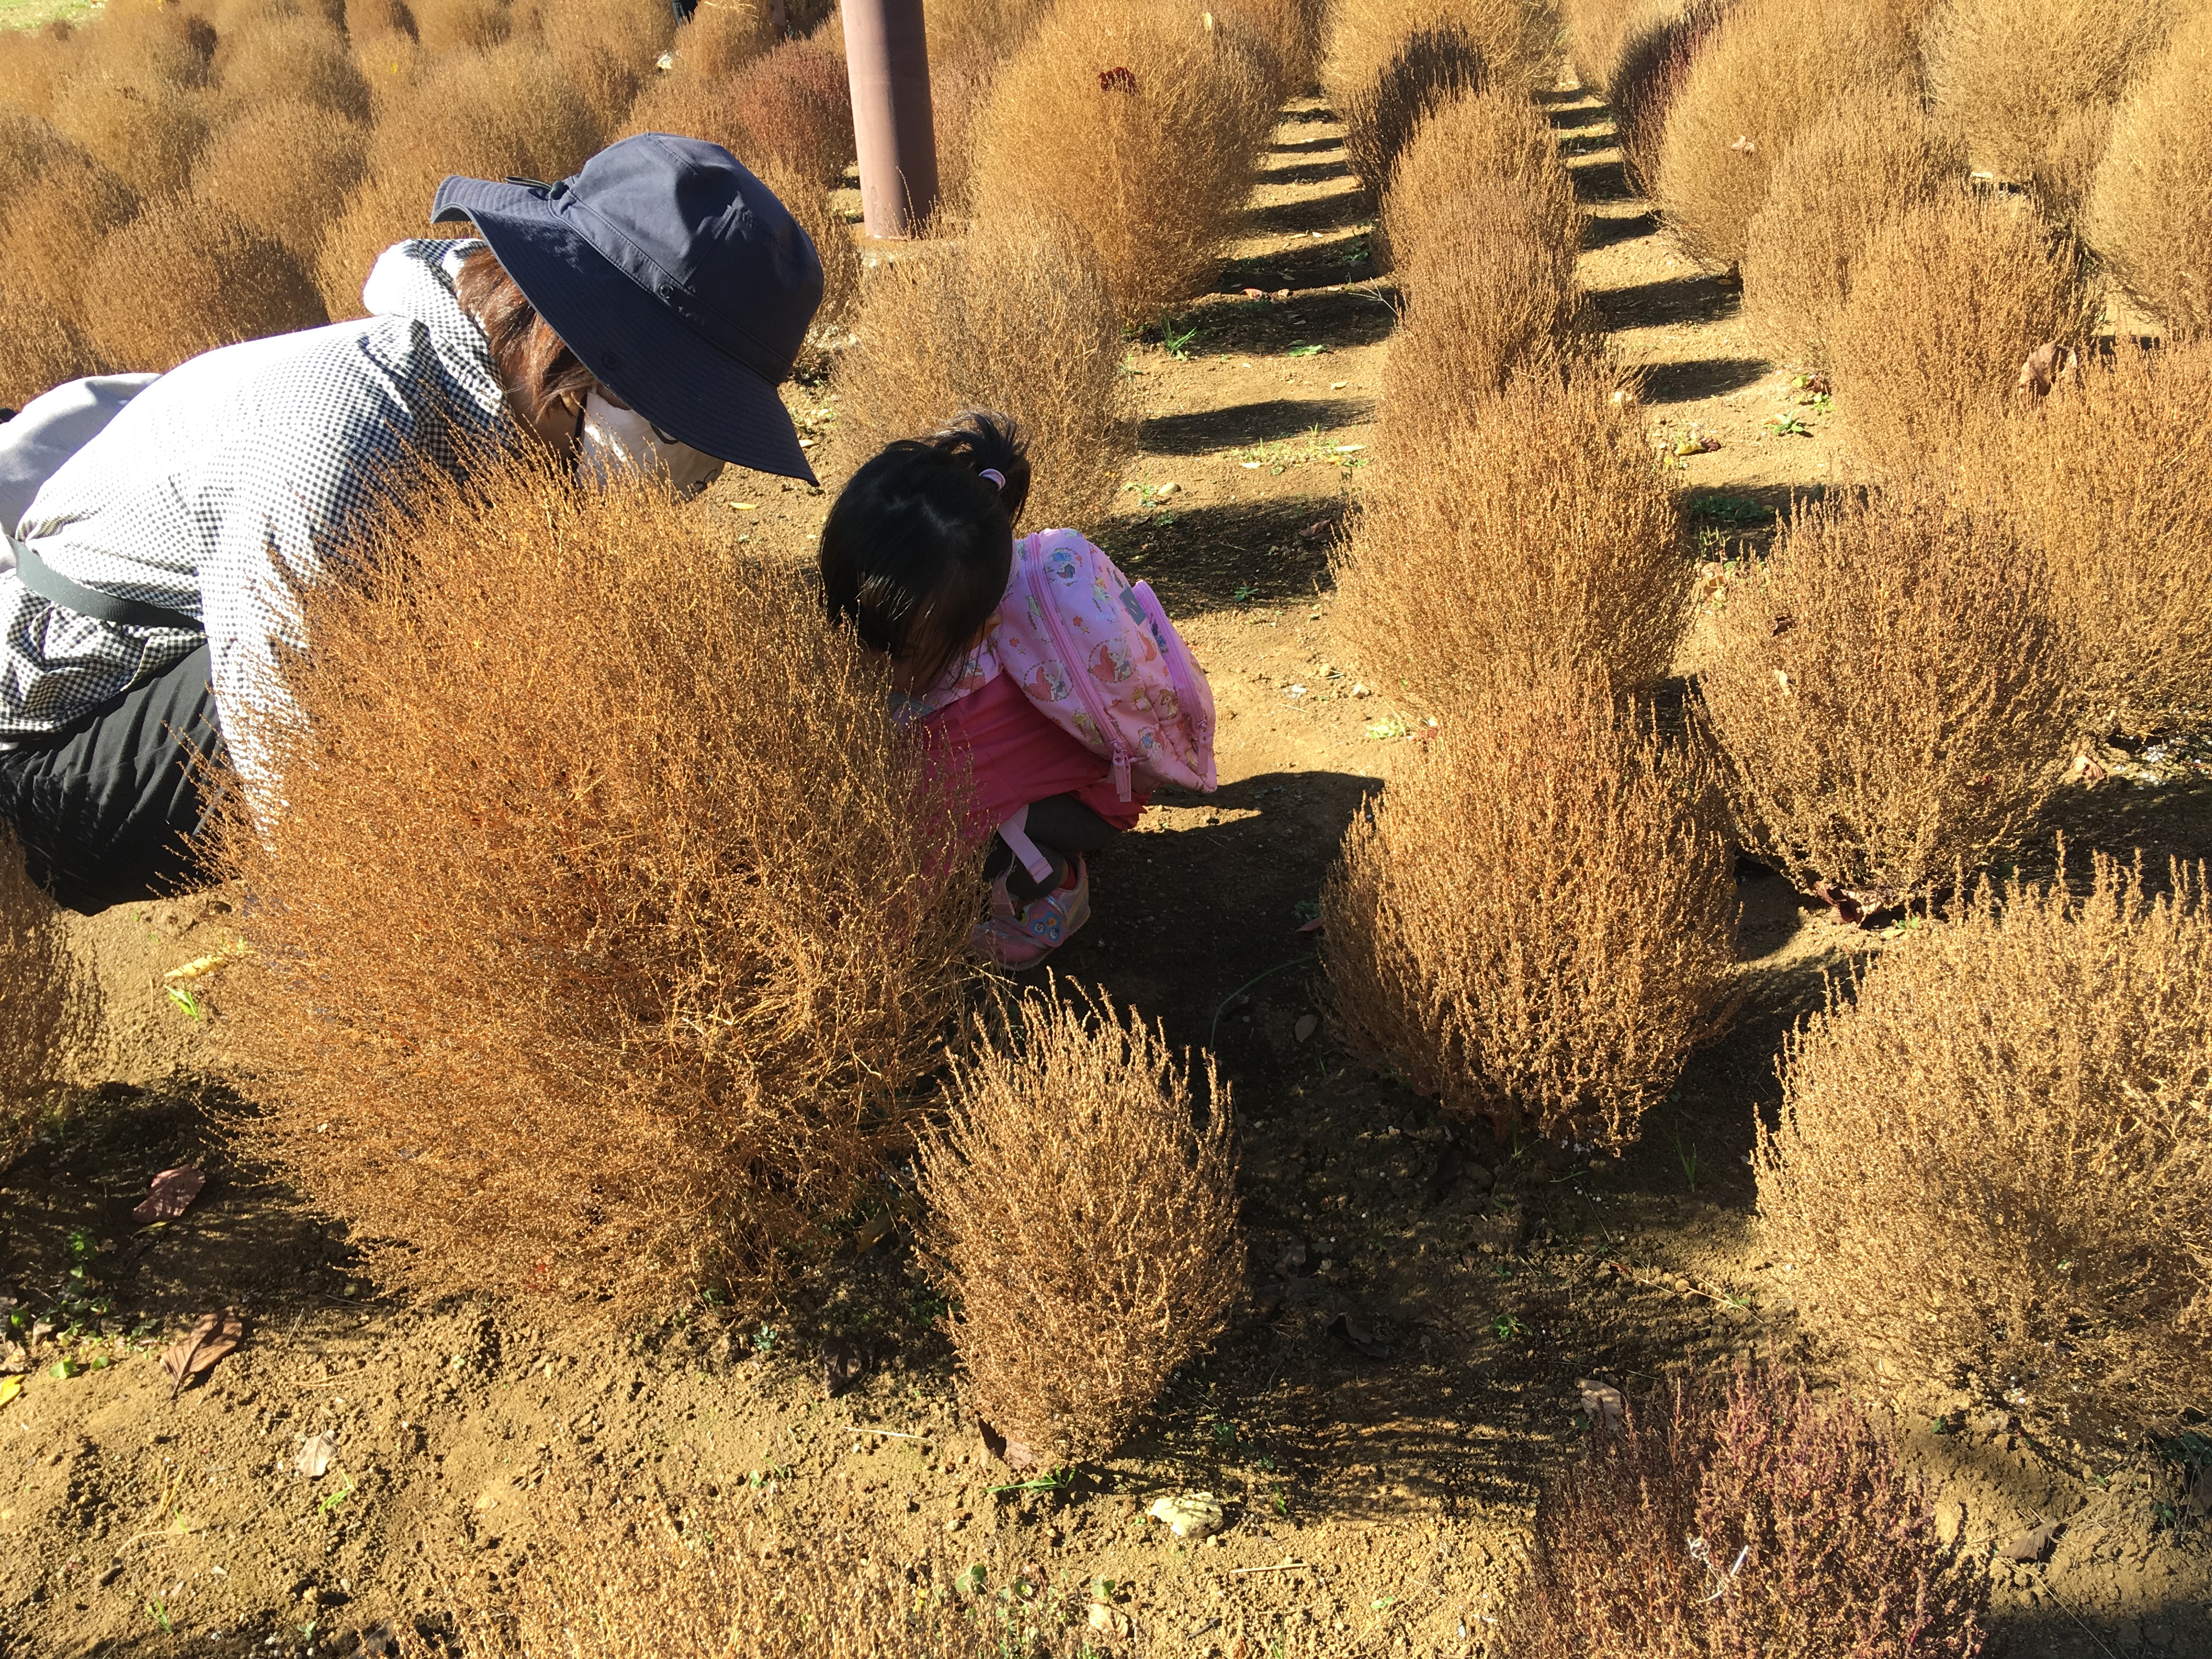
997,804,1058,885
9,537,203,634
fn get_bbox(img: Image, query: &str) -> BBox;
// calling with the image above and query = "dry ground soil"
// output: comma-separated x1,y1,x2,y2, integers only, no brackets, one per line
3,78,2209,1659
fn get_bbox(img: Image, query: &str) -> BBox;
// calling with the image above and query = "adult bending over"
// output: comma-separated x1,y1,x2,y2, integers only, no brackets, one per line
0,134,822,912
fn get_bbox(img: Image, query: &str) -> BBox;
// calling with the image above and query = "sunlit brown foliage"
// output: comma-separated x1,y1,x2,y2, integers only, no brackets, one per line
0,151,140,332
923,0,1047,69
665,0,777,81
968,0,1274,326
1829,191,2089,490
1325,0,1558,183
2028,99,2115,238
409,0,512,53
1381,80,1577,266
212,14,371,122
50,68,213,199
925,52,1000,210
0,104,84,213
212,460,978,1316
2086,8,2212,342
1698,492,2068,911
1741,86,1965,369
438,1512,1007,1659
1759,855,2212,1430
87,198,329,373
1323,662,1737,1151
1654,0,1915,272
1926,0,2177,183
1341,356,1684,702
1215,0,1328,94
191,101,369,268
2005,338,2212,738
314,41,601,318
838,212,1136,531
919,986,1242,1465
1503,1363,1989,1658
0,289,114,410
95,0,218,88
619,60,753,155
1562,0,1645,91
343,0,421,40
519,0,675,134
1610,0,1729,196
0,832,88,1171
728,35,854,185
0,19,84,119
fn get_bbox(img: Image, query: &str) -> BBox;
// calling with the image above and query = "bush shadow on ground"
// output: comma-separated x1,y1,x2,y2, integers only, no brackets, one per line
1637,355,1771,403
1096,494,1353,620
1581,206,1658,250
1592,270,1740,330
1176,284,1396,348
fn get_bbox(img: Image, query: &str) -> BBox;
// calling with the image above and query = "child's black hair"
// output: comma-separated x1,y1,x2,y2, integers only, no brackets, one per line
818,410,1032,689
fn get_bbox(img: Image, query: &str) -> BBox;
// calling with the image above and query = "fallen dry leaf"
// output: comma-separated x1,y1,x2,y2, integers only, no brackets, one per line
133,1167,206,1225
1577,1377,1627,1430
297,1430,339,1479
1293,1013,1319,1042
979,1418,1039,1470
1330,1311,1392,1359
161,1309,244,1401
2004,1520,2059,1562
822,1335,868,1400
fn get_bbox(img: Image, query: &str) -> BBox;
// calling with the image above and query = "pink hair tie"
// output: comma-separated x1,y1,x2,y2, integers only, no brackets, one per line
979,468,1007,490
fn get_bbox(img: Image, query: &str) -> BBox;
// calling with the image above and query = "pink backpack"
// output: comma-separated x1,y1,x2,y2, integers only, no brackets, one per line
994,528,1217,804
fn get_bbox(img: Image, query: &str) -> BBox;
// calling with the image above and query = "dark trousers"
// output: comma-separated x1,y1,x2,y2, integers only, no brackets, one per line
984,792,1118,903
0,644,224,915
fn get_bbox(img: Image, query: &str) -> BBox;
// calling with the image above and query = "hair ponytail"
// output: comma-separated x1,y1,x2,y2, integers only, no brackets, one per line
819,409,1035,691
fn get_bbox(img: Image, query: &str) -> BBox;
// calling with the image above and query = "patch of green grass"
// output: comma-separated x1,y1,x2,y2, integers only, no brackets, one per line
0,0,98,30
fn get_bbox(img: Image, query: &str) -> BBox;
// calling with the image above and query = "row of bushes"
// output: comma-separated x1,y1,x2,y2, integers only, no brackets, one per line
1567,0,2210,346
1318,0,2209,1466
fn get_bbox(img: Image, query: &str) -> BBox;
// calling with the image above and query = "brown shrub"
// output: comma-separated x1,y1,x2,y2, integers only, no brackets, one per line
87,198,331,371
0,105,84,215
728,35,854,185
923,0,1047,70
91,0,219,89
2006,338,2212,738
918,985,1242,1465
1340,355,1684,702
1740,85,1966,369
0,288,115,410
317,42,601,317
343,0,419,41
438,1513,1003,1659
925,51,1001,211
408,0,512,53
1502,1363,1989,1658
1758,854,2212,1430
1926,0,2178,183
1653,0,1915,272
664,0,778,81
1610,0,1729,196
619,63,755,156
0,153,142,330
0,832,88,1171
1829,190,2090,490
836,210,1135,534
517,0,676,136
1331,22,1490,192
2085,8,2212,342
1381,80,1577,266
1215,0,1329,94
1322,662,1738,1150
1562,0,1646,90
211,14,371,122
1697,491,2068,912
211,459,978,1316
50,69,215,200
0,20,83,120
1379,178,1585,436
967,0,1277,326
190,100,369,267
2027,99,2116,239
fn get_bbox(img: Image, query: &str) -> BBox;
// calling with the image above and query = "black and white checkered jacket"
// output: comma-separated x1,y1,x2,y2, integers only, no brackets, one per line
0,239,514,785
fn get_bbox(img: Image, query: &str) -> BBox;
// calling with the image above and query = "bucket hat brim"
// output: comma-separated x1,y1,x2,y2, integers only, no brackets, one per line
433,175,817,485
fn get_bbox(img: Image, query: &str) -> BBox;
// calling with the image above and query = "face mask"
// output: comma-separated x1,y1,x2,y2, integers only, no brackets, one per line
575,391,725,498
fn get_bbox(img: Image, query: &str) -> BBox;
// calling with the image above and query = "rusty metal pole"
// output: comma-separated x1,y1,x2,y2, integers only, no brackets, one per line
842,0,939,239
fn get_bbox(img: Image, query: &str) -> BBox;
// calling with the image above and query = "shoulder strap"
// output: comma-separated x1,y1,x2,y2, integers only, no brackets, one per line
9,538,202,634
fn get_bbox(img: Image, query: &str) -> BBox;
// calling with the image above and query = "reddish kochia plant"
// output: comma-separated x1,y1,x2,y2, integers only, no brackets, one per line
1503,1364,1989,1658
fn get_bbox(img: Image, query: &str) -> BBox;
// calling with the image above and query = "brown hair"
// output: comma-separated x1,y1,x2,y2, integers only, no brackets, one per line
453,243,596,436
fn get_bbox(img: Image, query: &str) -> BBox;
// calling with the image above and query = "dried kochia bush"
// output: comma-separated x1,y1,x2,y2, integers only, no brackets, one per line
1697,490,2069,916
1,830,91,1169
1758,855,2212,1433
919,986,1242,1465
1502,1363,1989,1658
211,456,978,1317
1322,663,1739,1152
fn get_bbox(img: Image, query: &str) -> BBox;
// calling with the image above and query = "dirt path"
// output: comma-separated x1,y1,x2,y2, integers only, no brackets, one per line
3,83,2208,1659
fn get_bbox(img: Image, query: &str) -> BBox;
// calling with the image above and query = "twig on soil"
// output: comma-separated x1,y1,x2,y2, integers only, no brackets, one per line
1231,1559,1312,1575
855,1428,926,1440
1208,959,1314,1050
1600,1260,1747,1310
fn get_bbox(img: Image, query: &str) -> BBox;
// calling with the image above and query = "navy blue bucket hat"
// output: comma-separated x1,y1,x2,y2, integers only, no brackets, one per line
432,134,825,483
